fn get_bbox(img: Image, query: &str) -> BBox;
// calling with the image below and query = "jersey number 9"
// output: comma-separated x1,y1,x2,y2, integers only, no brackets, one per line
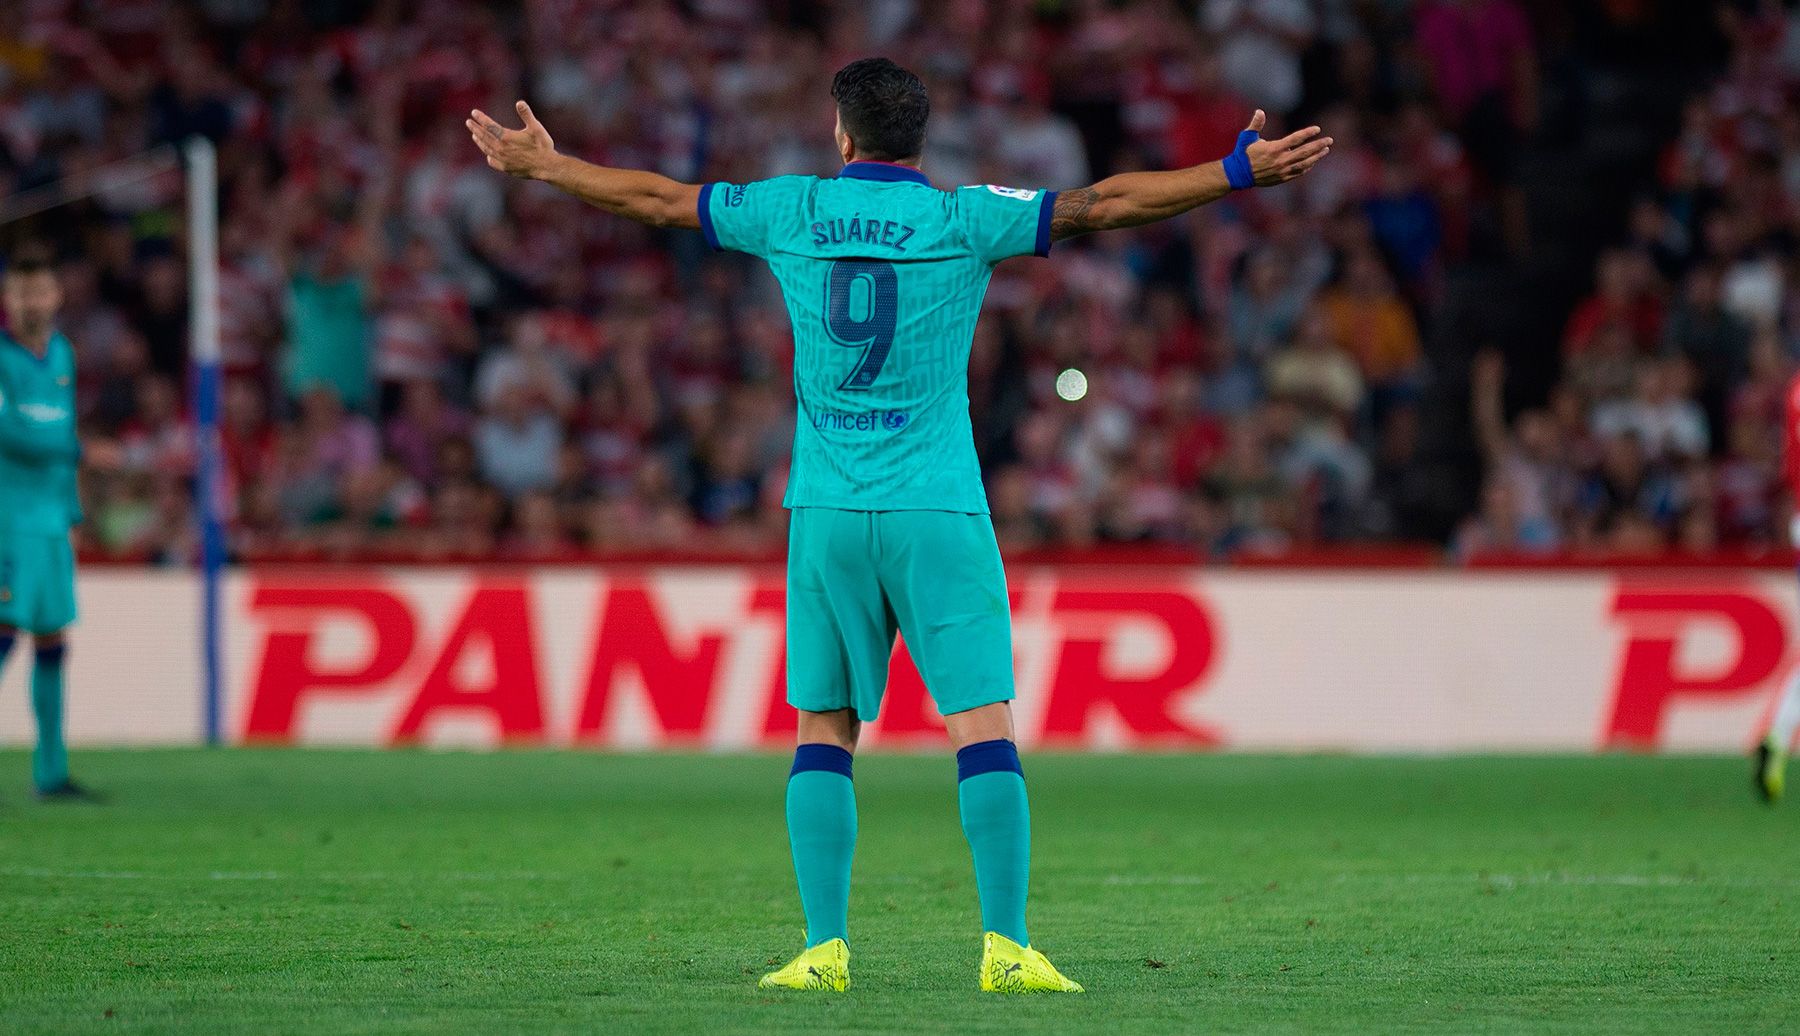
824,259,898,391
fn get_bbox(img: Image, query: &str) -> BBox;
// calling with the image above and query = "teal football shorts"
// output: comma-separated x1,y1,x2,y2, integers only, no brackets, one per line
0,533,78,634
785,507,1016,721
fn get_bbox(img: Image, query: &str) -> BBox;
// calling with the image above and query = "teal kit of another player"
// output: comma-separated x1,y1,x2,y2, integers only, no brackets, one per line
0,324,83,796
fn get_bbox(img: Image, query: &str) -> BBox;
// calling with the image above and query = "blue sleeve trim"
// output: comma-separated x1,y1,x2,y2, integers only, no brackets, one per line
1034,190,1057,257
956,738,1023,781
792,743,854,779
697,182,722,251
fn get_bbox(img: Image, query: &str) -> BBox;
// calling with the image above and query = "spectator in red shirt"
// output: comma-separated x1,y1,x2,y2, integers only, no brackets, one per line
1562,249,1665,356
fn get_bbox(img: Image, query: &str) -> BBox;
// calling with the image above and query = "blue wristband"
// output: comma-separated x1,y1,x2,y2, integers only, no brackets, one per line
1223,129,1259,190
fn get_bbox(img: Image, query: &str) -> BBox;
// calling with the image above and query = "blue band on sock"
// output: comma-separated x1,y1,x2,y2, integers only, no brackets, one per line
957,739,1023,782
791,743,854,779
35,643,65,666
1223,129,1259,190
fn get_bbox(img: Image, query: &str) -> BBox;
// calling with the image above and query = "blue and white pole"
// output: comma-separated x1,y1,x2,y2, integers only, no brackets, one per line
185,136,225,747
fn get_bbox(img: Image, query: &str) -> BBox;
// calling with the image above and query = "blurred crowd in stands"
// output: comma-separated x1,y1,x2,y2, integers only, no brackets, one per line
0,0,1784,561
1456,1,1798,558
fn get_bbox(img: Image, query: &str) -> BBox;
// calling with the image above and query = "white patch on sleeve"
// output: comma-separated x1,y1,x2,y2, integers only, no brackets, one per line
980,185,1040,201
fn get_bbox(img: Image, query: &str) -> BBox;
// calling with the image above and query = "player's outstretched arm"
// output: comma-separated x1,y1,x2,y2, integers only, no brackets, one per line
1049,111,1331,241
467,102,701,230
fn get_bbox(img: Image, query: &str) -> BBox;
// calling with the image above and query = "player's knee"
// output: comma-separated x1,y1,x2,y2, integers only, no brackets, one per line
797,708,860,752
944,701,1014,750
34,634,66,667
33,629,65,649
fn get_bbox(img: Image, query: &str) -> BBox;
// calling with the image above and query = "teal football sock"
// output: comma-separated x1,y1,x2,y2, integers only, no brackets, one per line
957,739,1030,946
786,744,857,947
31,643,68,792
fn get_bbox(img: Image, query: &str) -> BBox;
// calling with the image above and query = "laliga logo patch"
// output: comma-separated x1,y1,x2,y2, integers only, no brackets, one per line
983,185,1039,201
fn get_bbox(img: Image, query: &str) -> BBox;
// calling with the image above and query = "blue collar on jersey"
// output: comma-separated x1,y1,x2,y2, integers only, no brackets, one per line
838,161,931,186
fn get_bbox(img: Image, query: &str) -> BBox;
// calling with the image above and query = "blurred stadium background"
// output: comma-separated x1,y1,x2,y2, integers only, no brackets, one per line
0,0,1774,566
0,0,1789,752
5,2,1800,1032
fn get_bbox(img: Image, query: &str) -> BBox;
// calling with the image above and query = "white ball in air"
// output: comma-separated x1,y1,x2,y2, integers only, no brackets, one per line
1055,368,1088,402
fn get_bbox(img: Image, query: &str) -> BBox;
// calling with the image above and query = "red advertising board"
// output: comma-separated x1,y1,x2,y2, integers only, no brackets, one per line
3,566,1792,752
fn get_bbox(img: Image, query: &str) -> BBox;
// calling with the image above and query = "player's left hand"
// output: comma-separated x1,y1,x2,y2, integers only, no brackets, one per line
467,101,556,180
1242,110,1333,187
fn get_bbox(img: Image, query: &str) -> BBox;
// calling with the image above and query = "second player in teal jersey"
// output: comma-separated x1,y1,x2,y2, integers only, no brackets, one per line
0,243,94,801
468,57,1331,993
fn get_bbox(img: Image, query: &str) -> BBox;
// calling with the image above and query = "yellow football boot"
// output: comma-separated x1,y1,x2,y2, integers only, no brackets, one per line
978,932,1084,993
1756,737,1786,804
757,937,849,991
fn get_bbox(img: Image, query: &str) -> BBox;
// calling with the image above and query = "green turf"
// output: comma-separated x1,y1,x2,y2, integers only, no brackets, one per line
0,751,1797,1034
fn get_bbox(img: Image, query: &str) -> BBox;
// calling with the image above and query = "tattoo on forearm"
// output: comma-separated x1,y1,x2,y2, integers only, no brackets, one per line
1050,187,1101,241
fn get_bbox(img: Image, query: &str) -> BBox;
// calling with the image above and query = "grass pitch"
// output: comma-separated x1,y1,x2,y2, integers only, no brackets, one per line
0,750,1796,1034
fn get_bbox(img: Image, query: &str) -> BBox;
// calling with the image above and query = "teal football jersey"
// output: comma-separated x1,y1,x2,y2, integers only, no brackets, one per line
700,162,1056,513
0,329,82,535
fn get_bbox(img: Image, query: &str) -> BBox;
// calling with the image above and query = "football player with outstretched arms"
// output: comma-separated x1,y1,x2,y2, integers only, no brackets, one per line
468,56,1329,992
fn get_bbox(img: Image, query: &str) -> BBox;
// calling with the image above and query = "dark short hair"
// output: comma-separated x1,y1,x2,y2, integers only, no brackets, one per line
5,241,54,277
830,58,929,162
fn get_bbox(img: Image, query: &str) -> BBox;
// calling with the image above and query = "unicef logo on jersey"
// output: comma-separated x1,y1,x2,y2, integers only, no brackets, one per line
814,409,910,434
16,401,68,422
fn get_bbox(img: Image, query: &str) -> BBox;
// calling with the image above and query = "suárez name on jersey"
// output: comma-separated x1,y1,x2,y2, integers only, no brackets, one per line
810,216,916,251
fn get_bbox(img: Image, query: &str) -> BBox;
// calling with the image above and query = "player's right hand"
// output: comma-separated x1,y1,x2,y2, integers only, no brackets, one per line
1242,110,1332,187
467,101,556,180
